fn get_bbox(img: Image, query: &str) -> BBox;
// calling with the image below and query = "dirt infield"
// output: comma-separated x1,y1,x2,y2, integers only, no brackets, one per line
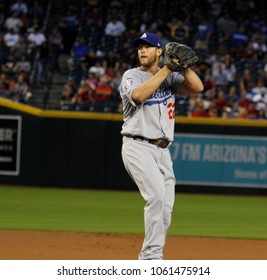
1,230,267,260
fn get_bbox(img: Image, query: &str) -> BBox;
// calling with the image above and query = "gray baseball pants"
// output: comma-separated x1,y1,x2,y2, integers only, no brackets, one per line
121,136,176,260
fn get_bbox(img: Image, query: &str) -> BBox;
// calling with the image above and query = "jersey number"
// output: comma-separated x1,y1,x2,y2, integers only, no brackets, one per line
167,102,175,119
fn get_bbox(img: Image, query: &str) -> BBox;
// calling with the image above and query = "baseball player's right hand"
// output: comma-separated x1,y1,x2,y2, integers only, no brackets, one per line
163,53,181,72
163,42,199,72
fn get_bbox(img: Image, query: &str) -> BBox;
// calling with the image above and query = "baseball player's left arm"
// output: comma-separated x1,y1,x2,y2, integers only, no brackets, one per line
179,68,204,94
163,42,204,94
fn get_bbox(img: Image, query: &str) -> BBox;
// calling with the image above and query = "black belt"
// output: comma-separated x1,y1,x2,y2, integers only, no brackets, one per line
124,135,170,148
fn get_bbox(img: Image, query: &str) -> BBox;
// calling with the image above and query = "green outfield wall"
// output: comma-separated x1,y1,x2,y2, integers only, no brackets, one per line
1,97,267,193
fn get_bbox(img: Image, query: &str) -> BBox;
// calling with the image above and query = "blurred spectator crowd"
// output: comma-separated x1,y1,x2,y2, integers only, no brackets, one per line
0,0,51,104
1,0,267,120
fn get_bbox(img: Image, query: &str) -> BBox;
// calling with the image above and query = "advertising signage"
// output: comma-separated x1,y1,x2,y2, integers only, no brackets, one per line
0,115,21,175
171,133,267,188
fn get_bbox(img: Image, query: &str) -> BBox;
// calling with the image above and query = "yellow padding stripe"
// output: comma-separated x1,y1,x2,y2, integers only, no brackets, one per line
0,97,122,121
1,97,267,126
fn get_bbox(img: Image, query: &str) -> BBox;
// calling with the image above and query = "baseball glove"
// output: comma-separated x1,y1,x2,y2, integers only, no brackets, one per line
164,42,199,72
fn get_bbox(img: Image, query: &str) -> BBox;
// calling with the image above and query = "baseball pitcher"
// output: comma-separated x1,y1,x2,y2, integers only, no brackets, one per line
120,32,203,260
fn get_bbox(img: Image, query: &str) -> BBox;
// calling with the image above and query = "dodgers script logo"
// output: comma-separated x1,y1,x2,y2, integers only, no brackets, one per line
144,88,173,106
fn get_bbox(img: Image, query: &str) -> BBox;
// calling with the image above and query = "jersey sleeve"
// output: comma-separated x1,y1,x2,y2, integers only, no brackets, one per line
120,69,141,106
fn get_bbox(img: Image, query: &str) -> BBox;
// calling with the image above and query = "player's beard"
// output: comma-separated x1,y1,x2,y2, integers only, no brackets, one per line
139,53,157,69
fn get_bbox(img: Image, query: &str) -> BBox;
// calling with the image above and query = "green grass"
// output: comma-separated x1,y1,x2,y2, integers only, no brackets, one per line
0,185,267,239
170,194,267,239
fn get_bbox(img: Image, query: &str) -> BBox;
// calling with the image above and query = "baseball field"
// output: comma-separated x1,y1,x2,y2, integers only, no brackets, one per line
1,185,267,260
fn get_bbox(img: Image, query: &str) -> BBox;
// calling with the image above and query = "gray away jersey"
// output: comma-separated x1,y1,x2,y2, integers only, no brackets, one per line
120,67,185,141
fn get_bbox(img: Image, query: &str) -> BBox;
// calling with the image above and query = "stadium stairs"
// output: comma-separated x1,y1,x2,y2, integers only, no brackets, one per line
29,0,71,110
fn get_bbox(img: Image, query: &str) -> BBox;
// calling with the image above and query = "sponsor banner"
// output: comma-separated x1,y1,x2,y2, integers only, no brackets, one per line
0,115,21,175
170,133,267,188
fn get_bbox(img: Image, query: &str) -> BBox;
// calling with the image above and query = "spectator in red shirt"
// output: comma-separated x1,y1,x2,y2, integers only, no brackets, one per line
238,91,253,110
95,75,112,101
214,89,228,116
191,99,209,117
76,79,96,105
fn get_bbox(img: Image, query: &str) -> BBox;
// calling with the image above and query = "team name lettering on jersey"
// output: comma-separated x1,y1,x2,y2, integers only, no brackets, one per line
144,88,172,106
